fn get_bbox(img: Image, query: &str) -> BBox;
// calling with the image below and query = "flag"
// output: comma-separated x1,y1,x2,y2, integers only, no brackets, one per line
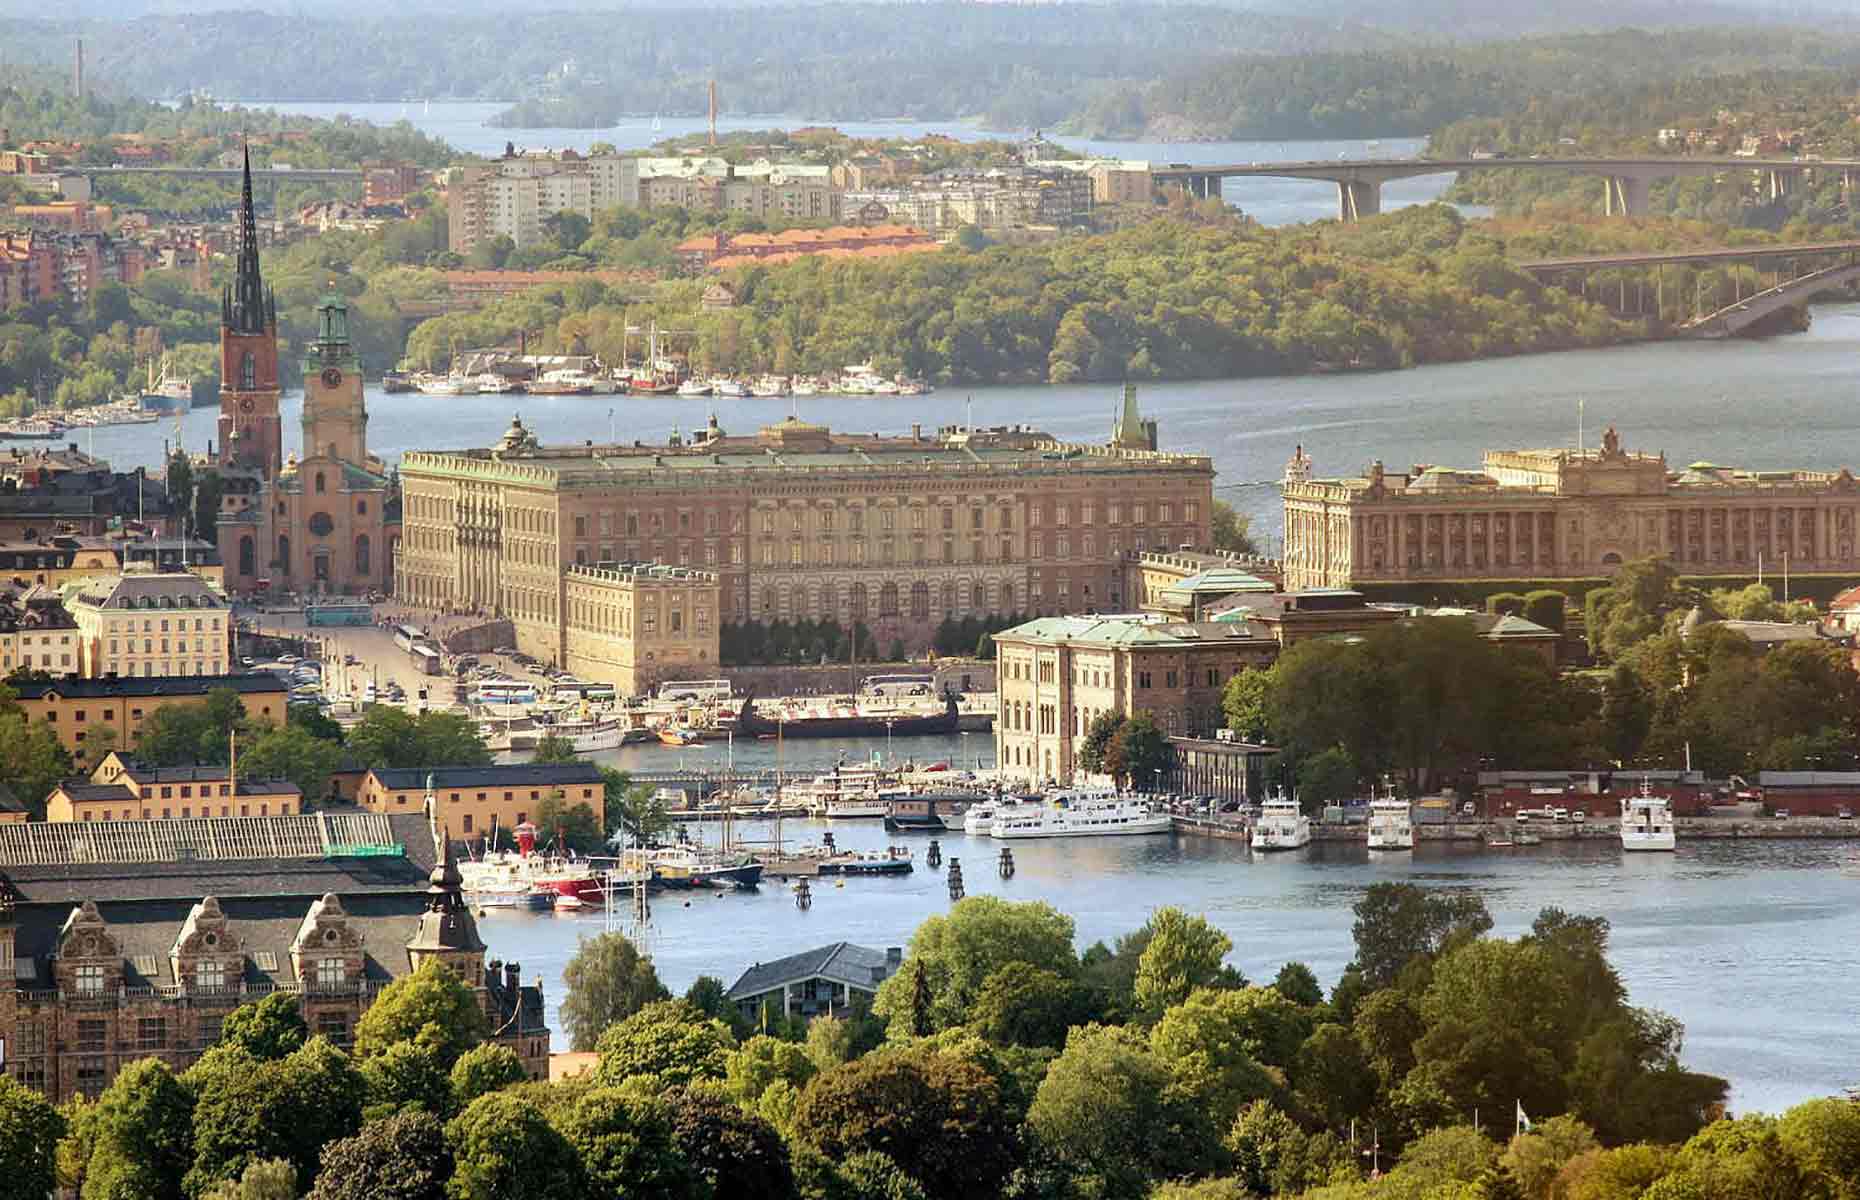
1516,1101,1532,1134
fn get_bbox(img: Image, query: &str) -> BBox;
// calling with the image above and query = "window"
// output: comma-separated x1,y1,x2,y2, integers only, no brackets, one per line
195,958,228,991
137,1017,167,1050
317,1012,350,1043
76,1019,106,1051
199,1015,224,1047
315,472,326,495
74,963,105,995
315,957,346,990
240,351,255,390
1138,671,1152,690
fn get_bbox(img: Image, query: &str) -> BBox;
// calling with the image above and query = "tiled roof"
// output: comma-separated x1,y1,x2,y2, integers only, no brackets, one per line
726,941,899,1000
997,615,1271,647
12,674,286,700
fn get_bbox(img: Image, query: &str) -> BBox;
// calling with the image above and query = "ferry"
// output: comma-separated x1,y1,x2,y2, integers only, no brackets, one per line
883,792,979,832
416,373,479,396
542,717,626,754
1621,780,1677,851
711,377,749,399
794,766,906,818
817,847,914,876
991,788,1173,839
736,690,961,740
1251,792,1313,851
476,372,519,394
382,369,415,393
0,417,68,440
528,368,597,395
1366,791,1414,850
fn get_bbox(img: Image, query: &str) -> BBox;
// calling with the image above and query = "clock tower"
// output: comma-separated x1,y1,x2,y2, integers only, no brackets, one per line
217,145,282,478
302,293,368,468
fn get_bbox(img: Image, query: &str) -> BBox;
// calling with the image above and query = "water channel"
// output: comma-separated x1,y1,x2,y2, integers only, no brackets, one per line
120,102,1860,1110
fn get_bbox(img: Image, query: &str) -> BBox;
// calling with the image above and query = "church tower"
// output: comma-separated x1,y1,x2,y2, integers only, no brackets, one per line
217,146,282,478
302,292,368,467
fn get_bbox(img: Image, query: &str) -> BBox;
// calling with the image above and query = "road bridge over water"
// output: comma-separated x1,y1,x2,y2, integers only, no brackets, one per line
1154,157,1860,222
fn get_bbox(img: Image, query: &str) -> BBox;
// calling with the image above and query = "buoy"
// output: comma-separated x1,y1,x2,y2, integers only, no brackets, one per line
683,900,692,907
795,879,812,911
926,839,942,868
835,879,846,889
998,847,1015,879
947,858,965,902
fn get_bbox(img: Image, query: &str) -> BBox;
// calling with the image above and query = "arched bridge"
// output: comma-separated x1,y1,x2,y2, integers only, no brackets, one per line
1153,156,1860,222
1681,261,1860,338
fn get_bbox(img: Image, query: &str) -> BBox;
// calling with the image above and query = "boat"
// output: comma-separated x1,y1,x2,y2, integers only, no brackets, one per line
416,374,478,396
382,370,415,393
0,417,67,440
542,717,626,754
790,378,820,397
750,374,789,398
676,378,713,398
641,845,764,889
735,690,961,739
792,764,903,818
1621,779,1677,851
1251,792,1313,851
658,725,704,747
991,788,1173,839
711,377,749,398
139,355,194,412
883,792,980,832
817,847,914,876
1485,833,1516,848
527,368,597,395
476,372,519,394
1366,791,1414,850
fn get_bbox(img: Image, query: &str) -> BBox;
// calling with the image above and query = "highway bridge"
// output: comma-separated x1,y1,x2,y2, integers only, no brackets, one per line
1153,156,1860,222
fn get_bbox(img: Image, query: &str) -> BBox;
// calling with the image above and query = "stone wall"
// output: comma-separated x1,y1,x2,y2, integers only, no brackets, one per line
441,619,515,655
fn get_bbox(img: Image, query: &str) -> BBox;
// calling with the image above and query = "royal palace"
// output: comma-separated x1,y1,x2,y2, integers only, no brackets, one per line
394,387,1213,668
1280,428,1860,591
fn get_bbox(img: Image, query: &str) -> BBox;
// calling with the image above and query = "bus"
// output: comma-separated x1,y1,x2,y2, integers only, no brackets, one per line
305,601,373,628
860,673,936,699
392,624,426,653
552,680,618,704
656,679,733,704
471,681,539,706
411,645,442,676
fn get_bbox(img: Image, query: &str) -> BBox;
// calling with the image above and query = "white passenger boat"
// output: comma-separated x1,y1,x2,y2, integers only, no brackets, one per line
711,377,749,398
1251,792,1313,851
990,788,1172,839
794,766,906,818
1621,779,1677,851
750,374,789,397
676,378,713,397
1366,791,1414,850
545,717,626,754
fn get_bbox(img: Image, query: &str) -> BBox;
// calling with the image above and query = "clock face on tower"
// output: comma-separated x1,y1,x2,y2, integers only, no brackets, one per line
321,367,343,387
239,397,254,413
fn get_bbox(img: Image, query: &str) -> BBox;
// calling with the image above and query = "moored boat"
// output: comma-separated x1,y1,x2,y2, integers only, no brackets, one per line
736,690,961,739
1251,792,1313,851
991,788,1173,839
1621,779,1676,851
1366,791,1414,850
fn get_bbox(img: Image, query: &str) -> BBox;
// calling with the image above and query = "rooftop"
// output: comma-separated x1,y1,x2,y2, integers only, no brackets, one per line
997,614,1272,648
370,762,606,791
10,674,286,700
726,941,902,1000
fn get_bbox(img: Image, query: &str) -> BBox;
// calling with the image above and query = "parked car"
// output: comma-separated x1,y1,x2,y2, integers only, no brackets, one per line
1775,808,1791,819
1840,808,1854,820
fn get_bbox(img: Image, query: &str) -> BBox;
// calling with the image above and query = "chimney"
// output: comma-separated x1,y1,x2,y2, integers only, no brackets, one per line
886,946,902,966
504,960,520,994
73,38,84,101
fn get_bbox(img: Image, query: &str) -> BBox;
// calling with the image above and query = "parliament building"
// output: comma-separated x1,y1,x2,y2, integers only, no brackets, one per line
1281,428,1860,591
395,387,1214,667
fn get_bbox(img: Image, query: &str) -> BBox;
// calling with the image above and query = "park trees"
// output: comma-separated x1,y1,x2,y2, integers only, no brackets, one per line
872,896,1078,1035
306,1111,451,1200
0,1076,64,1200
558,1087,696,1200
444,1093,584,1200
185,1038,365,1195
593,999,736,1087
1132,906,1236,1018
81,1059,196,1200
217,992,308,1059
1350,881,1494,989
558,932,671,1051
353,961,488,1067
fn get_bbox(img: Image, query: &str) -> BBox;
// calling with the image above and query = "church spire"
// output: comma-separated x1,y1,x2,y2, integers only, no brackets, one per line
224,143,269,335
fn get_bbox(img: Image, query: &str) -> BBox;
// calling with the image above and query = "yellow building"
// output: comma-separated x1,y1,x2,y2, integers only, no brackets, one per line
66,567,231,678
561,563,721,696
9,675,288,757
45,752,301,822
1282,428,1860,591
355,763,606,840
993,614,1278,785
0,586,80,675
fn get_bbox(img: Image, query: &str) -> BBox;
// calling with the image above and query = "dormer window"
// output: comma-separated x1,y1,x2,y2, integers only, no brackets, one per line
74,963,104,995
196,959,227,991
315,957,345,990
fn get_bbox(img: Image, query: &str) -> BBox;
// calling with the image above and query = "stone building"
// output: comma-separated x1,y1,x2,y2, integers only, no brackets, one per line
561,563,721,695
216,148,283,480
396,393,1211,666
46,753,301,822
67,567,231,678
0,811,549,1101
1282,428,1860,591
993,614,1278,784
0,585,78,676
357,762,606,840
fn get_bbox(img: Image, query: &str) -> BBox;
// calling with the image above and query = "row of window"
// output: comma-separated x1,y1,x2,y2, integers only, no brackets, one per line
79,802,284,820
104,617,221,634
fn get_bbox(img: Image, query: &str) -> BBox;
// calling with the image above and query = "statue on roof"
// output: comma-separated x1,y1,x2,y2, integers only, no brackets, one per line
1601,425,1622,459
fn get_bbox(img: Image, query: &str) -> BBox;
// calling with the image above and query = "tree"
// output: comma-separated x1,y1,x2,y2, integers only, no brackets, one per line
201,1159,298,1200
594,999,736,1087
967,961,1097,1049
1384,1125,1502,1195
238,723,344,804
1028,1024,1224,1197
353,961,488,1068
80,721,120,770
167,451,195,522
217,993,308,1060
727,1035,819,1109
288,702,345,742
606,768,671,844
1296,746,1357,810
345,708,490,771
1413,939,1575,1121
1272,961,1324,1007
1293,1022,1377,1131
1077,711,1125,776
531,733,579,763
872,896,1078,1036
445,1093,584,1200
0,688,73,815
662,1084,797,1200
1226,1100,1349,1197
0,1075,66,1200
561,936,675,1052
307,1110,451,1200
359,1038,452,1117
1777,1097,1860,1200
1350,882,1494,988
1523,590,1567,633
1221,667,1273,742
82,1058,196,1200
1107,711,1171,788
1149,989,1279,1131
1211,500,1258,555
683,974,735,1024
1500,1115,1601,1200
447,1044,527,1111
792,1045,1018,1200
558,1087,696,1200
1133,906,1235,1017
186,1038,365,1196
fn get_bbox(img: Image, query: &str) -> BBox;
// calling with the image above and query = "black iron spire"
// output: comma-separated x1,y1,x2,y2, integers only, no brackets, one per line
224,143,267,334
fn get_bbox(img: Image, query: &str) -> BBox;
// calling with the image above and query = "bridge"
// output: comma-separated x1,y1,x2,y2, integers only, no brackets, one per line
73,165,364,184
1511,240,1860,338
1153,156,1860,222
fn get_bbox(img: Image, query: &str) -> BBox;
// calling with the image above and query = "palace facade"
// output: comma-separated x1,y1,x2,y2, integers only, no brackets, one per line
395,388,1213,668
1281,428,1860,590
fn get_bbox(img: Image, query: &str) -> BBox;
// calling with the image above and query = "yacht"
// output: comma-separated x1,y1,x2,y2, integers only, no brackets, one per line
790,377,820,397
1621,780,1677,851
750,374,789,397
963,797,1010,835
711,377,749,398
1366,791,1414,850
991,788,1173,839
676,378,713,398
416,374,478,396
1251,792,1313,852
476,372,518,394
0,417,68,440
138,355,195,412
527,368,596,395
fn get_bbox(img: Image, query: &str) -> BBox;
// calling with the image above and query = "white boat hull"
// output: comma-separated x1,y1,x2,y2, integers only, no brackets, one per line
1251,833,1314,851
1622,831,1677,851
992,815,1173,839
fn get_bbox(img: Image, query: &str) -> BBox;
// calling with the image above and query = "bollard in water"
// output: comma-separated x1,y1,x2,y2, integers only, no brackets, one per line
998,847,1015,879
926,839,942,868
947,858,965,902
794,878,812,911
822,831,836,852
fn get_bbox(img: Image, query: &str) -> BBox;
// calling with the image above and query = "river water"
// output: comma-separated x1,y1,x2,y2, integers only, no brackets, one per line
122,101,1860,1110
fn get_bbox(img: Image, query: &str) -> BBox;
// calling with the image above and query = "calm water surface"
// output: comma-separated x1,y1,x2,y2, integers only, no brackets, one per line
125,101,1860,1108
